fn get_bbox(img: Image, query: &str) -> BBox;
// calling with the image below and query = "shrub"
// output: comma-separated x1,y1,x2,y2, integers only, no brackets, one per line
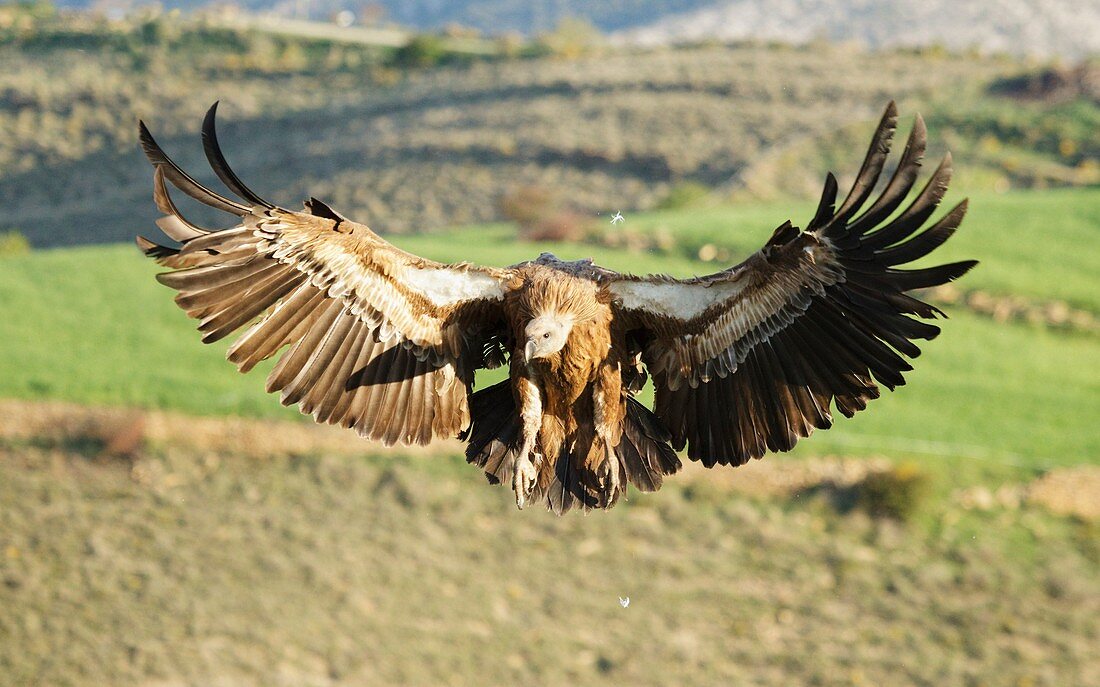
497,185,556,230
657,181,712,210
525,210,590,242
537,17,601,59
0,230,30,257
497,186,593,242
853,463,932,521
391,35,446,69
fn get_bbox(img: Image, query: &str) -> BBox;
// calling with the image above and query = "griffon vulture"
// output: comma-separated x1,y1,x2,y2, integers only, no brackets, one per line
137,102,976,513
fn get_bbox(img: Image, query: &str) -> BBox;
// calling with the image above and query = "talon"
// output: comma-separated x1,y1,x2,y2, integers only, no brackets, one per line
600,441,621,497
512,452,540,510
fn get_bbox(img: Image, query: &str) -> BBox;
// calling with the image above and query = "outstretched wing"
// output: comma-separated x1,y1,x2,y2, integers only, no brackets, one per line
137,103,515,445
607,102,977,467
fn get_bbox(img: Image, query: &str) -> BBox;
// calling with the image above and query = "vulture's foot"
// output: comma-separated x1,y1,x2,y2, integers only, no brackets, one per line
513,451,539,509
602,450,621,502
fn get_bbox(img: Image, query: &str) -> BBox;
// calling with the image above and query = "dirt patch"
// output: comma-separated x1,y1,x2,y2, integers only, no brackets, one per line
955,466,1100,521
0,398,462,461
926,284,1098,334
1028,466,1100,521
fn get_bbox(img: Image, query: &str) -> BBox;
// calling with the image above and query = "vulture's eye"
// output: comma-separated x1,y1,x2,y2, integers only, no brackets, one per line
543,332,550,339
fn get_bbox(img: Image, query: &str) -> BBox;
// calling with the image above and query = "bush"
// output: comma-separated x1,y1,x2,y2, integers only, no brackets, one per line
853,463,932,521
526,210,590,242
497,186,593,242
537,17,601,59
0,230,30,257
657,181,711,210
391,35,446,69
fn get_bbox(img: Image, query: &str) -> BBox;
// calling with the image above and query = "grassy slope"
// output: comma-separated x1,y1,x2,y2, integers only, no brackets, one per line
1,442,1096,687
1,188,1097,478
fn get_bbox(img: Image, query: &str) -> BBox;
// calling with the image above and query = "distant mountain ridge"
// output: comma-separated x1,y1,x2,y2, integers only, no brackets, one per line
615,0,1100,59
53,0,1100,58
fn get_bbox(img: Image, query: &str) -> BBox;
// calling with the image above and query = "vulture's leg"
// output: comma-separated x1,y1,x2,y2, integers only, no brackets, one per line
513,375,542,509
593,363,623,499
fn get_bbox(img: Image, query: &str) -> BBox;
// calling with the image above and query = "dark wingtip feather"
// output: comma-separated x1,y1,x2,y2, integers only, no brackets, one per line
830,102,900,224
138,116,250,216
152,166,211,240
304,197,347,223
808,172,838,232
137,120,164,168
135,235,178,261
201,102,276,210
890,259,979,291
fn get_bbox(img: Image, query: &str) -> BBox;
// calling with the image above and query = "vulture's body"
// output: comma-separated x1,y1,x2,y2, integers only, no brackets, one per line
137,102,976,513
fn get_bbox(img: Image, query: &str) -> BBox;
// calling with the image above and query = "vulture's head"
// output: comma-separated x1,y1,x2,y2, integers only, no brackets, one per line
523,313,573,362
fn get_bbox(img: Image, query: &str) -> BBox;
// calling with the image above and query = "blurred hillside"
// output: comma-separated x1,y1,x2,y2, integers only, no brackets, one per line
48,0,1100,59
1,5,1098,247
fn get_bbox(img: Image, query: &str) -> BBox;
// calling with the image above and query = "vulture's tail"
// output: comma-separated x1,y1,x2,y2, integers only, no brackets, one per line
462,381,681,514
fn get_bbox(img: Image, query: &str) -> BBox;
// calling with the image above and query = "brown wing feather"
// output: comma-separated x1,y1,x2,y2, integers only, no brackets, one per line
136,106,511,445
609,102,977,466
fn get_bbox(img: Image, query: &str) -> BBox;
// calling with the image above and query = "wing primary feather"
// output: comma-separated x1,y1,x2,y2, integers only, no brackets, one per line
886,260,978,291
876,200,967,266
342,335,383,430
156,256,270,291
228,284,326,372
807,172,839,232
861,153,952,249
830,102,899,226
847,114,928,236
138,120,249,216
284,309,355,408
201,102,276,210
152,166,210,240
175,262,289,313
326,325,371,425
135,235,178,261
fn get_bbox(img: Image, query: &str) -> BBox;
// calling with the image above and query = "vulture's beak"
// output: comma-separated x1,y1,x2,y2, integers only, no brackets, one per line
523,339,537,363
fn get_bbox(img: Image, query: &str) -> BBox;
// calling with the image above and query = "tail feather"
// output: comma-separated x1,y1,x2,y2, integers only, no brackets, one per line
462,380,520,485
617,397,682,493
462,381,681,514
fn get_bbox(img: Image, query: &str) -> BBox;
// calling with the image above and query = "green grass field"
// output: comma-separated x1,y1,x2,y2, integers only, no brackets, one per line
1,188,1097,484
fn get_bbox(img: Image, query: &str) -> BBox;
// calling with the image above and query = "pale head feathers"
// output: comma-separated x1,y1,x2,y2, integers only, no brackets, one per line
523,313,574,362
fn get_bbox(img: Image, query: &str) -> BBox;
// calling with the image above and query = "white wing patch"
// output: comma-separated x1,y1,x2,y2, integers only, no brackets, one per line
404,266,506,307
610,277,750,321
